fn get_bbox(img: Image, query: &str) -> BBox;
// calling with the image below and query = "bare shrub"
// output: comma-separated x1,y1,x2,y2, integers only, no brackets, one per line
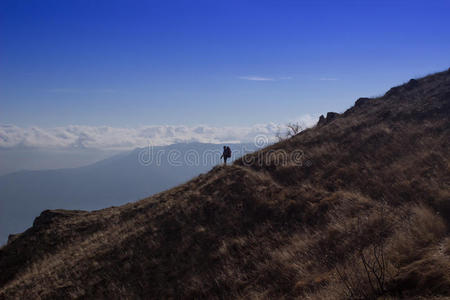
325,204,394,299
276,122,304,141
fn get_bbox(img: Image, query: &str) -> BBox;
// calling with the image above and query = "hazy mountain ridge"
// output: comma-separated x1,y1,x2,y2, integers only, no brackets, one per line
0,148,123,176
0,69,449,299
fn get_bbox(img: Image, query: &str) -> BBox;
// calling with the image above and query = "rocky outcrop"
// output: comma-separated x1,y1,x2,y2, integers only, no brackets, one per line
32,209,85,228
317,112,340,126
6,234,20,245
385,78,420,98
355,97,370,107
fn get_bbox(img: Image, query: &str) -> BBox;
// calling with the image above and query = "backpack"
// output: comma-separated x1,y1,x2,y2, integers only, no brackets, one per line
225,146,232,158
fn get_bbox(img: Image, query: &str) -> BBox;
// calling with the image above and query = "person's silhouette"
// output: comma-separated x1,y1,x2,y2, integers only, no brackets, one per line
220,146,232,165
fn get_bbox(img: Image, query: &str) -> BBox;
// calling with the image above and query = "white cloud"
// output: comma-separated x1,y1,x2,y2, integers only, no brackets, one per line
46,88,117,94
238,76,293,81
319,78,339,81
291,114,318,127
0,116,318,151
238,76,275,81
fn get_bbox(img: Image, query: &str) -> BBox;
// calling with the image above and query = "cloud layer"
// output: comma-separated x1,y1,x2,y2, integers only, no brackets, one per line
0,116,317,151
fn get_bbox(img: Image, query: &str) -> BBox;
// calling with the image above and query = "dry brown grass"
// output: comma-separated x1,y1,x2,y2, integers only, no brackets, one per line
0,68,449,299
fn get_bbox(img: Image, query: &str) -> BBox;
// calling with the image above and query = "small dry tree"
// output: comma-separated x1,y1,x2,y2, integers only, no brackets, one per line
276,122,304,141
321,203,395,299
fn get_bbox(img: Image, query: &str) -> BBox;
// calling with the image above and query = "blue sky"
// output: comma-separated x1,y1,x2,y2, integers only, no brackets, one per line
1,0,450,128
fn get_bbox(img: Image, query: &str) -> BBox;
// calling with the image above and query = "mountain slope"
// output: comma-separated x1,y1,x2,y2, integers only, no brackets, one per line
0,69,449,299
0,143,256,245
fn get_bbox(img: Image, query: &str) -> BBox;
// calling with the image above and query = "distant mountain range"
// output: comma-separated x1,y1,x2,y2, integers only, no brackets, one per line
0,142,258,244
0,147,122,176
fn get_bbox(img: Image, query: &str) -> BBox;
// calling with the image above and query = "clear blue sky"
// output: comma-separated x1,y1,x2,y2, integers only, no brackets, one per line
1,0,449,127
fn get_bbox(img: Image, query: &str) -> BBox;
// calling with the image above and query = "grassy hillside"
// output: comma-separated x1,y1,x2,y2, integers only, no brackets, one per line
0,69,449,299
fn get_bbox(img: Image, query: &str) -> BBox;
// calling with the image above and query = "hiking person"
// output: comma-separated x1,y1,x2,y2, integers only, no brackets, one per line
220,146,232,165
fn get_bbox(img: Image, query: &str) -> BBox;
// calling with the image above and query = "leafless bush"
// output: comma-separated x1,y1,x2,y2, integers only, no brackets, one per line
326,205,394,299
276,122,304,141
